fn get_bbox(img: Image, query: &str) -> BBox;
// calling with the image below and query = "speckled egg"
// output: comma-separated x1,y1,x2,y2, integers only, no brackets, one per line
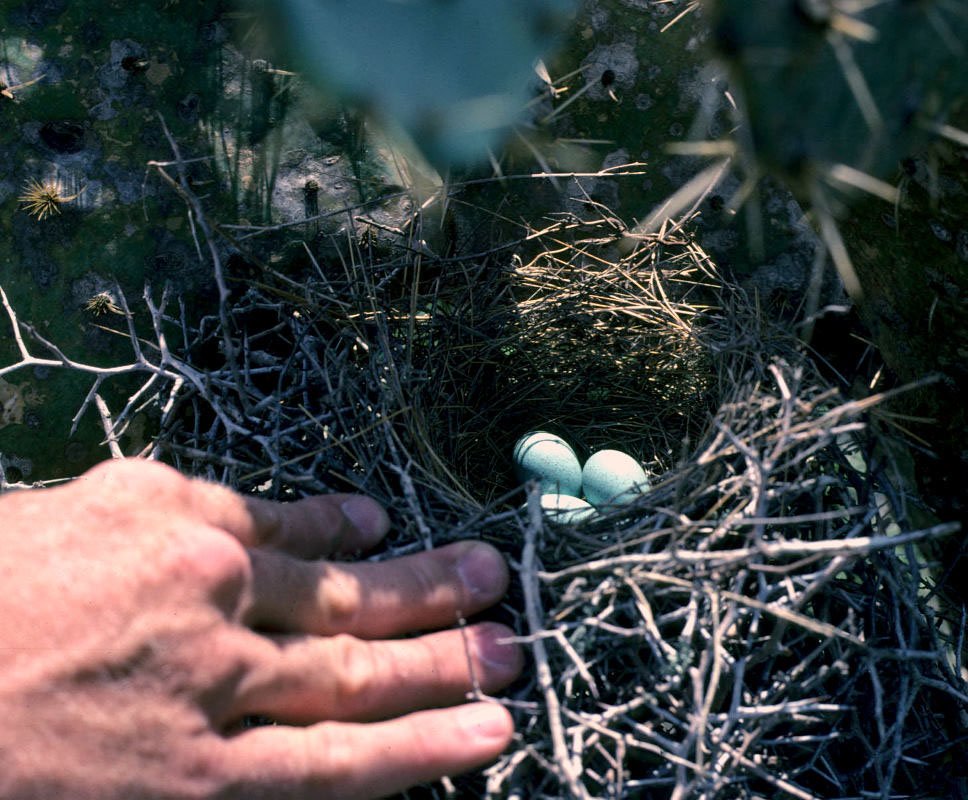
539,494,596,524
581,449,650,507
512,431,582,496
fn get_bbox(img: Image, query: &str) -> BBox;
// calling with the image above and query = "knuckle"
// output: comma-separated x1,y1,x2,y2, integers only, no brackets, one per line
174,738,239,799
300,724,349,779
184,628,258,694
401,712,439,758
411,557,446,604
244,497,284,547
81,459,199,523
150,524,252,621
330,635,379,709
317,566,363,632
85,457,186,493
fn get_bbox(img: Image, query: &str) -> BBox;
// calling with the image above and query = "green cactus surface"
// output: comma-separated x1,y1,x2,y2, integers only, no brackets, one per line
707,0,968,192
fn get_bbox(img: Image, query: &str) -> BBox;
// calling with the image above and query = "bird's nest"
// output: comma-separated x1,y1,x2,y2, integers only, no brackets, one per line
2,190,967,799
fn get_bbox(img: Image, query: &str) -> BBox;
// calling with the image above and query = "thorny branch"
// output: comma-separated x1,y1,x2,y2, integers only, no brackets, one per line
522,483,589,800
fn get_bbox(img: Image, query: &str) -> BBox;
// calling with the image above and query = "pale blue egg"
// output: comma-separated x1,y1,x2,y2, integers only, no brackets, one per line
512,431,582,496
581,449,650,507
539,494,597,524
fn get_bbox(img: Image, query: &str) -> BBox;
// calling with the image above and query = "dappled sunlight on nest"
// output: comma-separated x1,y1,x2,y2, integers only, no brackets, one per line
2,168,966,798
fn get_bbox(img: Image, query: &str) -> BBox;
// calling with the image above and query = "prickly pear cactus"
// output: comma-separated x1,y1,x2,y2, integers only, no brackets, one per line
263,0,579,168
707,0,968,566
0,1,421,481
707,0,968,191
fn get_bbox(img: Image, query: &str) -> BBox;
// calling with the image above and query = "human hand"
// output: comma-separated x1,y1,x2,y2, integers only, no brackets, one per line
0,459,522,799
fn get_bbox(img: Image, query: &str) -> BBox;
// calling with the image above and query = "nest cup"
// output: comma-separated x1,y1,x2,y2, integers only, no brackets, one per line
359,217,728,509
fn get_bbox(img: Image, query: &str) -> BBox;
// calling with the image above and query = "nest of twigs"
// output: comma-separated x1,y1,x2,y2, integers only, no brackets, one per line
3,180,967,798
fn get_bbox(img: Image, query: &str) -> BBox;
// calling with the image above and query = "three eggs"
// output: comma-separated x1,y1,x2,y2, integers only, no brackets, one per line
513,431,650,522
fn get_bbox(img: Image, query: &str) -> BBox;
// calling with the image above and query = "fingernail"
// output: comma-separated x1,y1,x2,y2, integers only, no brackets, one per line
472,625,522,672
456,544,504,598
340,496,390,541
460,703,511,742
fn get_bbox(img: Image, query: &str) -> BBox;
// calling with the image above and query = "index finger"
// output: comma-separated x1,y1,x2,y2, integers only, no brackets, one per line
77,459,391,559
194,479,391,559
